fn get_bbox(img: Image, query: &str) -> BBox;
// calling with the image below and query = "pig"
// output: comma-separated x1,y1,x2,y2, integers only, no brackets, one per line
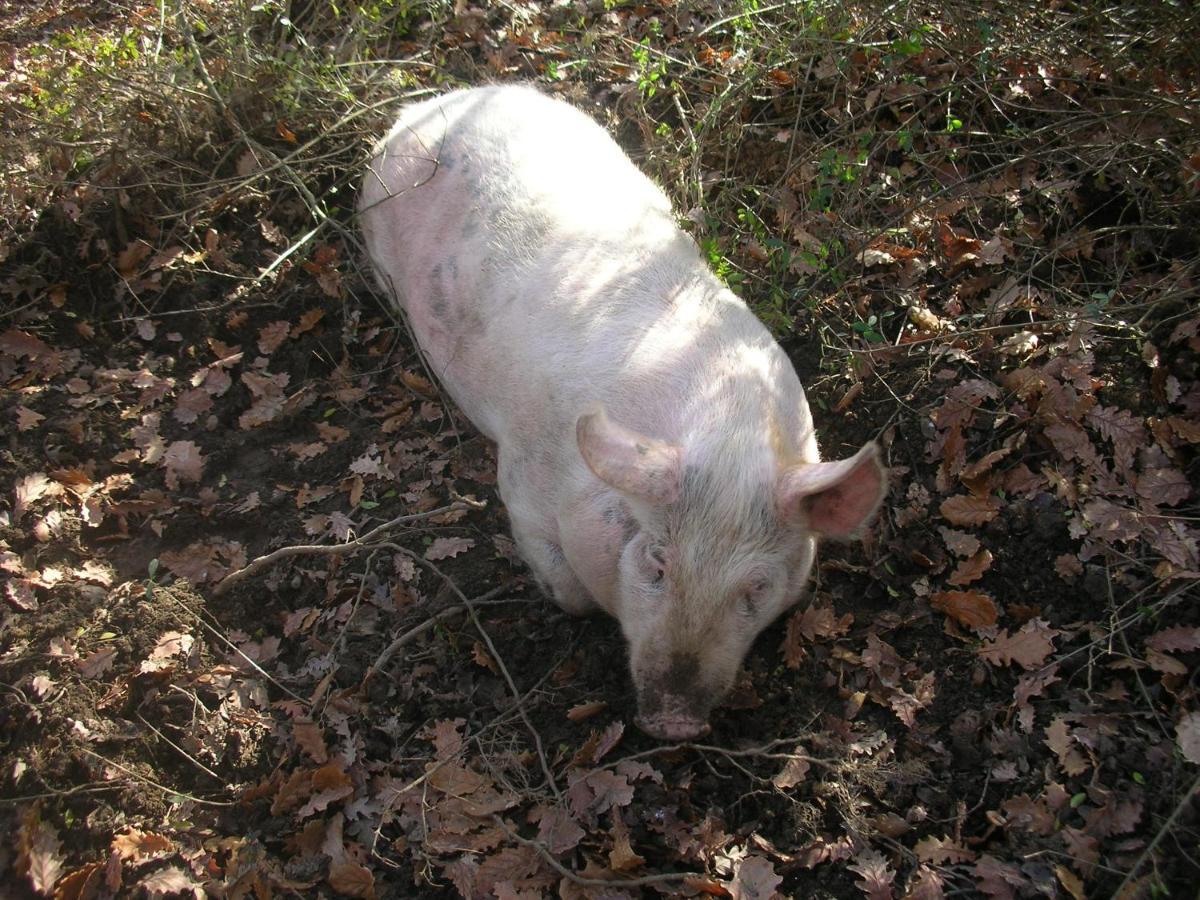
358,85,887,741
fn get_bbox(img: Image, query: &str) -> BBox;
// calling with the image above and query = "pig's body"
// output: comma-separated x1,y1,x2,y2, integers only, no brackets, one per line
359,86,886,740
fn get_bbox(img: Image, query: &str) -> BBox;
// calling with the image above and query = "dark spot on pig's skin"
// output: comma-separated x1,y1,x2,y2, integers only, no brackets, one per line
603,502,638,545
429,262,447,319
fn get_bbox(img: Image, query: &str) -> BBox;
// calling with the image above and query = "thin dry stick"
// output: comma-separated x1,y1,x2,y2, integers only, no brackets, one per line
136,712,223,782
156,585,308,705
364,582,514,681
79,748,235,808
389,544,562,801
1112,771,1200,897
491,815,699,888
212,501,472,595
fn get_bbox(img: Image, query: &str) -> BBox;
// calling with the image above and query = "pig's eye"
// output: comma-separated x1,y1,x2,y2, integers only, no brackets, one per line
641,543,667,587
741,579,770,615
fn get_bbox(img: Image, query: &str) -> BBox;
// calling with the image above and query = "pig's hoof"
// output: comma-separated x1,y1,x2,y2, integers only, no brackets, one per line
635,714,712,742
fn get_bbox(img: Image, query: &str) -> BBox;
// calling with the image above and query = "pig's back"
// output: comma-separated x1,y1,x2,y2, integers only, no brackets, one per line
358,85,735,448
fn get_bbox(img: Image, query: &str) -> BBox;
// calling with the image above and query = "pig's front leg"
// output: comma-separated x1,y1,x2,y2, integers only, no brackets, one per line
498,454,598,616
508,514,597,616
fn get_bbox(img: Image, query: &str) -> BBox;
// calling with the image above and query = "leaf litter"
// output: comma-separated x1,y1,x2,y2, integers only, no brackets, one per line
0,0,1198,897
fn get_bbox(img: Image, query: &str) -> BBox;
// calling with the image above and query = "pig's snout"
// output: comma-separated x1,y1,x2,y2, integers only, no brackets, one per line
634,652,717,741
636,710,712,742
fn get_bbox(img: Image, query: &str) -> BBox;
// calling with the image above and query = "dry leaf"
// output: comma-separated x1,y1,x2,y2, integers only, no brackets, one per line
930,590,998,629
731,855,782,900
847,848,895,900
425,537,475,561
979,619,1058,669
946,549,993,586
77,647,117,678
293,719,329,763
328,861,376,899
772,755,811,789
24,818,63,895
608,815,645,872
566,701,608,722
111,829,174,862
940,494,1001,526
1177,710,1200,764
138,865,201,898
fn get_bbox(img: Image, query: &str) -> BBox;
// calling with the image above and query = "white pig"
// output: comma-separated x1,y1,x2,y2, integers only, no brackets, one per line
358,85,886,740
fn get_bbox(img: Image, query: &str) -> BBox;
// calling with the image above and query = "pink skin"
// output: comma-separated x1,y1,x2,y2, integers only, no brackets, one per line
359,86,888,740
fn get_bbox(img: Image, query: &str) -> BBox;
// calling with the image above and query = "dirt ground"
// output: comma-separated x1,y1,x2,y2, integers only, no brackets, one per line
1,2,1198,898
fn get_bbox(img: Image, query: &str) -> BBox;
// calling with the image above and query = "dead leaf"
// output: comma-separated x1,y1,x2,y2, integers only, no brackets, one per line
1177,710,1200,764
162,441,204,489
946,549,993,586
939,527,981,557
472,640,499,674
138,865,202,897
973,855,1027,900
22,816,63,895
293,719,329,763
567,701,607,722
426,536,474,561
731,855,782,900
328,861,376,899
979,619,1058,670
257,320,290,354
1044,716,1090,776
847,848,895,900
111,829,174,862
930,590,998,629
52,861,105,900
77,647,117,678
1055,865,1086,900
771,755,811,789
915,836,974,865
940,494,1001,526
533,805,584,856
608,815,645,872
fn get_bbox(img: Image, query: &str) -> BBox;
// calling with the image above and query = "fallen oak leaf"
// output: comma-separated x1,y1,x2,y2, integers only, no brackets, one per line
608,815,645,873
979,619,1058,670
425,536,475,561
111,829,175,862
566,701,607,722
731,856,781,900
940,494,1001,526
21,816,63,895
847,848,895,900
77,647,117,678
915,835,974,865
328,861,376,899
947,549,993,586
930,590,998,630
1177,710,1200,764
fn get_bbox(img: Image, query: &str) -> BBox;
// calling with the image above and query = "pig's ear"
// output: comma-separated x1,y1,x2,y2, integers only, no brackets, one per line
576,407,682,505
778,442,886,540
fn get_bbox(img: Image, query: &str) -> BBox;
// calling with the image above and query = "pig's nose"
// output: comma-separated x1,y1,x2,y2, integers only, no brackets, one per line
636,713,712,742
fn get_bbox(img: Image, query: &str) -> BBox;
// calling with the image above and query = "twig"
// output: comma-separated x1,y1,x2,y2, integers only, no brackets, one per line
363,582,514,681
389,545,562,801
136,712,223,782
212,501,472,595
155,585,309,706
1112,771,1200,898
491,815,700,887
78,748,235,807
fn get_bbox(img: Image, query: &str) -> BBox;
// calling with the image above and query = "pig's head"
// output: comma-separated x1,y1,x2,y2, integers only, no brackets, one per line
577,406,887,741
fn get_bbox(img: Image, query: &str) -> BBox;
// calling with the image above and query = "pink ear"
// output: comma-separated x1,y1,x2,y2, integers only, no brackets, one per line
778,443,886,539
576,407,682,505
